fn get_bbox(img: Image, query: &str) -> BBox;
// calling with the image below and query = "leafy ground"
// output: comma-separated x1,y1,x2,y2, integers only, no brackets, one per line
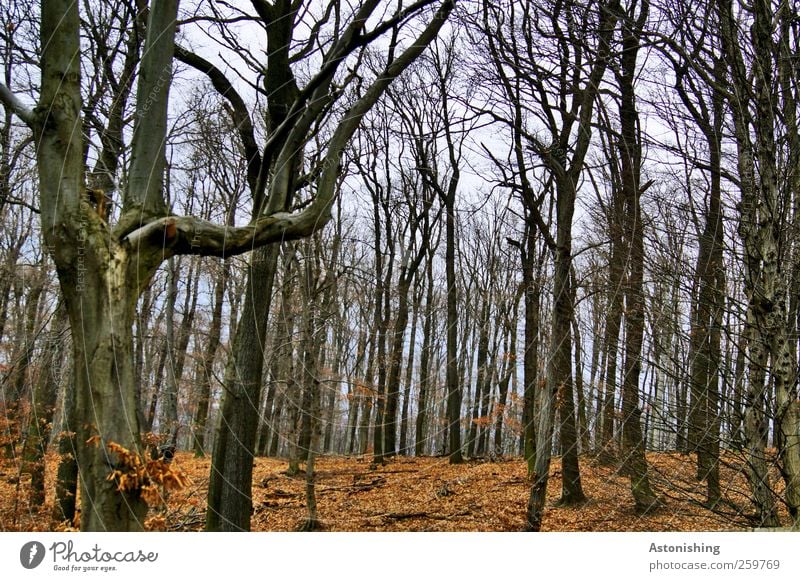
0,451,784,531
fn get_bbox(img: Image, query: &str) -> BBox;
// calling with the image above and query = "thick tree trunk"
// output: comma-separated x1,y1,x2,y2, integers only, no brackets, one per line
682,54,725,507
65,264,151,531
528,236,580,529
777,6,800,528
206,245,279,531
30,0,171,531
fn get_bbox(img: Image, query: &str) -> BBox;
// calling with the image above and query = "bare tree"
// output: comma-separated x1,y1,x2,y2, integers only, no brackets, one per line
0,0,453,531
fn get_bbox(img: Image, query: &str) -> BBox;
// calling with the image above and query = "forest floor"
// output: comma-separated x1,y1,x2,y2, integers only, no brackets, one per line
0,450,786,532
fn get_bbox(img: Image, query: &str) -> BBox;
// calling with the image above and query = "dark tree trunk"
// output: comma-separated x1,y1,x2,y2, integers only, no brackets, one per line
599,190,624,464
719,0,784,526
206,245,280,531
680,51,726,507
206,0,300,529
415,257,436,456
369,190,391,465
521,226,541,473
616,2,658,511
445,191,463,463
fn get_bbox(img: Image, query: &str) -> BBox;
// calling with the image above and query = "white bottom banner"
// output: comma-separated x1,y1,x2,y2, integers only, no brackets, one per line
1,531,798,580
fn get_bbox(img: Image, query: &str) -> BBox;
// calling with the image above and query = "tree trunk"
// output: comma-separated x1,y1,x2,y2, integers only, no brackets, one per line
494,301,516,456
31,0,167,529
719,0,784,527
160,257,199,442
616,2,658,512
53,364,78,525
680,51,726,506
445,192,463,463
192,264,227,457
468,298,490,458
572,289,589,453
299,254,324,531
599,191,624,464
415,257,436,456
399,284,420,455
206,245,279,531
384,274,412,457
521,226,541,473
23,301,68,507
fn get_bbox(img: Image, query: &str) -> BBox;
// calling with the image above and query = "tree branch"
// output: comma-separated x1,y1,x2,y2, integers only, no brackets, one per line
174,45,262,193
128,0,456,261
121,0,179,231
0,83,35,127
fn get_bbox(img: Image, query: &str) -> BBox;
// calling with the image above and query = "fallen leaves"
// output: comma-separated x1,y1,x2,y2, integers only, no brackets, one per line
0,450,787,531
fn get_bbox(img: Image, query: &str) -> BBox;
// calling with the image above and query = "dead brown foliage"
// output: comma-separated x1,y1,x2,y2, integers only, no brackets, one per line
0,450,785,531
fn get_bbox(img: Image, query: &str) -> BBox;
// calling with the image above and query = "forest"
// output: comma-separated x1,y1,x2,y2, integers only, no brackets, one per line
0,0,799,532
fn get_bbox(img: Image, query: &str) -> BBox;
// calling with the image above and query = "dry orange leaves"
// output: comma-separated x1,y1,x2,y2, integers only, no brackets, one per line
0,450,784,532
